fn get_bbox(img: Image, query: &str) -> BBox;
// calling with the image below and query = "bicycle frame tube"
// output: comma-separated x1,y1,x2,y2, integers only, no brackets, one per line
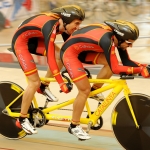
41,79,118,114
123,85,139,128
39,78,117,121
32,96,39,108
39,78,130,125
42,99,93,124
88,79,129,125
5,77,138,127
40,77,117,84
5,92,24,117
43,98,74,122
4,92,38,118
42,98,74,113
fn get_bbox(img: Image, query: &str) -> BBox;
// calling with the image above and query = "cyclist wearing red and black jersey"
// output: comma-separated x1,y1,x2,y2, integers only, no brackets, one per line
12,5,85,135
49,20,150,140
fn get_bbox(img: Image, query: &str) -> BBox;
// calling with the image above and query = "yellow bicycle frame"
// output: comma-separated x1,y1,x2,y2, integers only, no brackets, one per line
4,77,139,128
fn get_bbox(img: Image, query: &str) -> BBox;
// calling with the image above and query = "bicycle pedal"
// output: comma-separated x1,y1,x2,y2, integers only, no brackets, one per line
46,97,58,102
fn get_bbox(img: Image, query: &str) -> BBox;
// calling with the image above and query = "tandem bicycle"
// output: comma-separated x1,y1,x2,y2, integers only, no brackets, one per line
0,69,150,150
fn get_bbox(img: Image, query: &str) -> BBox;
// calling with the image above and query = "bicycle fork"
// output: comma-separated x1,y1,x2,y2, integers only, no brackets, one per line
124,88,140,129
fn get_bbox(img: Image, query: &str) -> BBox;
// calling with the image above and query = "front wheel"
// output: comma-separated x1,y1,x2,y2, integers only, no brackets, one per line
0,81,32,139
111,93,150,150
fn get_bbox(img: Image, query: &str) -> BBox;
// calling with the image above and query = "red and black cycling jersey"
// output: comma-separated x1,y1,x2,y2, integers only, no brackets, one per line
57,24,144,82
11,13,70,76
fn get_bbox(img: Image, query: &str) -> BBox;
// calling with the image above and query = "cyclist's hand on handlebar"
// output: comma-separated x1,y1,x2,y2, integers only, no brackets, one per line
60,83,73,93
141,66,150,78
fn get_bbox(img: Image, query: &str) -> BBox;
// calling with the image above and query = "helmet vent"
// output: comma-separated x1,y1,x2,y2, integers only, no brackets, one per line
114,29,124,36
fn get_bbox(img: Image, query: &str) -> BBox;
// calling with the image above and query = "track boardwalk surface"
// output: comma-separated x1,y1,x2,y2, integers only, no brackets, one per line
0,125,123,150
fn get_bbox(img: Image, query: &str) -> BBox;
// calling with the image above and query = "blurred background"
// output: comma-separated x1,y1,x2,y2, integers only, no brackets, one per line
0,0,150,65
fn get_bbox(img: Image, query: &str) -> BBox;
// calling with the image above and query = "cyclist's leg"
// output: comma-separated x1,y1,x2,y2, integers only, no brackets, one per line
13,38,40,134
63,53,91,140
84,52,112,100
73,78,91,121
85,52,112,88
94,52,112,86
70,78,91,139
17,75,40,134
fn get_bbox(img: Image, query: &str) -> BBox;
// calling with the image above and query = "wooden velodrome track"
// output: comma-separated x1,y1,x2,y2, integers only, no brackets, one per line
0,16,150,150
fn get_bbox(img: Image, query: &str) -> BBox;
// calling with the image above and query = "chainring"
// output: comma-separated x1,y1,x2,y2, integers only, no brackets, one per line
39,107,49,124
87,111,103,130
29,108,46,128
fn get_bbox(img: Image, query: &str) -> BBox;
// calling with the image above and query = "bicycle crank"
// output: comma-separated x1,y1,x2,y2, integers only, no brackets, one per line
86,112,103,130
29,108,46,128
39,107,49,124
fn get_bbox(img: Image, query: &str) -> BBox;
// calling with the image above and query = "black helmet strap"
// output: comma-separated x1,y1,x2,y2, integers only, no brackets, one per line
63,23,67,30
118,40,122,47
114,32,124,47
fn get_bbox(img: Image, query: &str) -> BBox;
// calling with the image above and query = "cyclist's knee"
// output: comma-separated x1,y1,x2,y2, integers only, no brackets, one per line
28,79,41,90
78,85,91,96
75,78,91,96
105,65,113,76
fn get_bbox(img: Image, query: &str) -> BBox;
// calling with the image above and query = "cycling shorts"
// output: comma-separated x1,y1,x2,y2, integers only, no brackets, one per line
13,36,46,76
62,49,102,82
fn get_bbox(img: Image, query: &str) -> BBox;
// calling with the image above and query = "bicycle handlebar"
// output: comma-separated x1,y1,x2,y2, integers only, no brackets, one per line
61,70,72,84
60,68,92,93
61,68,92,82
59,70,73,93
60,70,138,93
120,73,136,79
84,68,92,79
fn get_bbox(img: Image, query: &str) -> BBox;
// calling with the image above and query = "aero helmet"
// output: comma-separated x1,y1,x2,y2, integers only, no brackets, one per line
51,5,85,25
104,20,139,42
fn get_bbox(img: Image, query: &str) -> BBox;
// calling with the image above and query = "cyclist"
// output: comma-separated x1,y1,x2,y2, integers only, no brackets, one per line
12,5,85,134
49,20,150,140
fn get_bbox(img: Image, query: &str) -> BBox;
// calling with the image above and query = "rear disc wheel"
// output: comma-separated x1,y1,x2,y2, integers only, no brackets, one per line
0,81,33,139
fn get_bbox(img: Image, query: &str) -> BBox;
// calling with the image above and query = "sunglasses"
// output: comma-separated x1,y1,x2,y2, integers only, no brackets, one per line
125,40,133,44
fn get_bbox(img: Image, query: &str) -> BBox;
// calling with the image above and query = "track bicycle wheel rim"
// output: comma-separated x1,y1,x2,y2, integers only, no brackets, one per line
111,93,150,150
0,81,27,139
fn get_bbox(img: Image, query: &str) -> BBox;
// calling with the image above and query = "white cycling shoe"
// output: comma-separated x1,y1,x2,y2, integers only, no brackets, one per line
90,93,105,102
68,125,91,140
43,87,58,102
16,118,37,135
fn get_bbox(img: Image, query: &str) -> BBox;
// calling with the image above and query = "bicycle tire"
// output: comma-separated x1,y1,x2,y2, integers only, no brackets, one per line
112,93,150,150
0,81,32,139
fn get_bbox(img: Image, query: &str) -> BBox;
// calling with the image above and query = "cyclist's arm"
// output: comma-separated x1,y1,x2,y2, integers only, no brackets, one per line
42,20,64,86
118,48,147,67
99,32,143,74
